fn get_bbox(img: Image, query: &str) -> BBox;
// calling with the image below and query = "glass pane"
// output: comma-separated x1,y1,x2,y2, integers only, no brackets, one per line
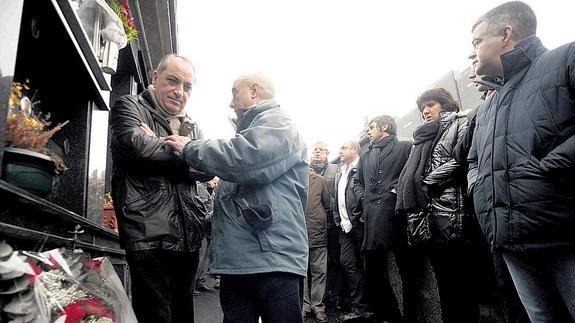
86,107,109,224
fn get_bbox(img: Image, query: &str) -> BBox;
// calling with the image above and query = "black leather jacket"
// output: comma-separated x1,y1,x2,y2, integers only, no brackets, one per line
110,90,211,252
333,164,362,228
422,112,469,243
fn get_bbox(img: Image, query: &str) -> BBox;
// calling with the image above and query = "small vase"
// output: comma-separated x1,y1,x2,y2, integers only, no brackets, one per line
1,147,56,197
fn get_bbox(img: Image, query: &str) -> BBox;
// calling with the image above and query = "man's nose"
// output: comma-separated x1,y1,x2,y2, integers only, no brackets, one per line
174,84,184,98
468,49,476,60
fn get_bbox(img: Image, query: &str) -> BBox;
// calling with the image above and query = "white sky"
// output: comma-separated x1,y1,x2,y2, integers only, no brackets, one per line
176,0,575,160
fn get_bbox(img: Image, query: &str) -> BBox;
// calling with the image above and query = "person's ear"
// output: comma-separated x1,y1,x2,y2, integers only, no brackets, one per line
250,84,259,98
501,25,513,48
152,70,159,86
381,123,389,132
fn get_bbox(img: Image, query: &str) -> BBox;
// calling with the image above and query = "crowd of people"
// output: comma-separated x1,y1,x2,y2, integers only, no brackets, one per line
109,1,574,322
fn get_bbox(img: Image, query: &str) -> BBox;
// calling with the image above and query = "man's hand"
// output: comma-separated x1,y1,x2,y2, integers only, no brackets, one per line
140,122,157,137
165,135,192,153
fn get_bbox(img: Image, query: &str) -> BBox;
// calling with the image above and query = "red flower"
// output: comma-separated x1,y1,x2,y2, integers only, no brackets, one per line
59,297,114,323
82,258,103,273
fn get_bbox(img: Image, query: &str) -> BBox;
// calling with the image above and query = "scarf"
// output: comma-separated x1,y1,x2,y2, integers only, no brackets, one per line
310,161,327,175
396,121,440,212
365,136,396,193
148,85,186,134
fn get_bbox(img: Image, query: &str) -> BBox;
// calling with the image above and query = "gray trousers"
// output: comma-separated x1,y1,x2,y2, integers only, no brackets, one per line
303,246,327,313
195,237,212,286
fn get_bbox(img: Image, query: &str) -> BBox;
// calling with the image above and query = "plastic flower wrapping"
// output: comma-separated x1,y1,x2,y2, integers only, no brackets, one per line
0,241,137,322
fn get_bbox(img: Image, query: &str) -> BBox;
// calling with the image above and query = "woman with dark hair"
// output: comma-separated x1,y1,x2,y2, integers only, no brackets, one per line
396,87,479,322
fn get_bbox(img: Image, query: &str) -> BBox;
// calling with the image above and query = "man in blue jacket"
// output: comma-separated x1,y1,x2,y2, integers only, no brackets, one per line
165,73,309,323
468,1,575,321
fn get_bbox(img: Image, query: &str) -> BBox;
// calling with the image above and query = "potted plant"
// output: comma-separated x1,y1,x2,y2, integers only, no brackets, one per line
1,81,69,197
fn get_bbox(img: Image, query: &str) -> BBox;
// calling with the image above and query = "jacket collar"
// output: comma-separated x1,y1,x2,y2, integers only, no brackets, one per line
501,36,547,82
237,99,280,132
139,90,191,135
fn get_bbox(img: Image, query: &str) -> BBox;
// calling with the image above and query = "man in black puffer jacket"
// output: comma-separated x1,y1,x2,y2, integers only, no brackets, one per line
110,54,211,323
468,2,575,321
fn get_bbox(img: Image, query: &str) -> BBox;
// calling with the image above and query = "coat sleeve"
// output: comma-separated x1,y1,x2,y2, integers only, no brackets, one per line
453,114,476,165
539,135,575,175
424,118,468,187
320,176,332,216
353,154,366,202
181,110,306,185
467,128,479,196
110,97,188,167
539,45,575,175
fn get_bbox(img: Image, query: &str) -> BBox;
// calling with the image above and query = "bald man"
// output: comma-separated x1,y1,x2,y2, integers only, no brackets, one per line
165,73,309,323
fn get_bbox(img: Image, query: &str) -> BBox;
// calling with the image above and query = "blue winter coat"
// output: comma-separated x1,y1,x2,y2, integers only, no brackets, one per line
182,100,309,276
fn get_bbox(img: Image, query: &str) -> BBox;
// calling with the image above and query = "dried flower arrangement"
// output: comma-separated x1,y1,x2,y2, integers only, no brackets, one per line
107,0,138,42
6,81,69,173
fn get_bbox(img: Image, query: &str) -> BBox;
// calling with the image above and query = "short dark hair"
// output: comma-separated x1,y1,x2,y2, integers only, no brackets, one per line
369,115,397,136
472,1,536,41
416,88,459,113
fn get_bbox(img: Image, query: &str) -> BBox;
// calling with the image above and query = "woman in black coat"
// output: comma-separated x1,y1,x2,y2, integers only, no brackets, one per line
396,88,479,323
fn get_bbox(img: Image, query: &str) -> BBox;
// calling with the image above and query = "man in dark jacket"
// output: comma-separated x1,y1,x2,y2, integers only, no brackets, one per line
110,54,211,323
310,142,344,310
454,67,528,323
333,141,371,321
469,2,575,321
354,116,414,323
303,170,331,322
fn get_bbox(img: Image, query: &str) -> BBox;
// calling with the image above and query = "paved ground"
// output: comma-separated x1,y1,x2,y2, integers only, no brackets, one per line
193,256,506,323
193,277,352,323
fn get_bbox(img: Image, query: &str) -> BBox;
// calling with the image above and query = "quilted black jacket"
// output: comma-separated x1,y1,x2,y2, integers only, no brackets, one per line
468,36,575,251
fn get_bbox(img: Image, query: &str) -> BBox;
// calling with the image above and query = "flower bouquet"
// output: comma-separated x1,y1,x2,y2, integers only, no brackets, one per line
0,240,137,322
107,0,138,42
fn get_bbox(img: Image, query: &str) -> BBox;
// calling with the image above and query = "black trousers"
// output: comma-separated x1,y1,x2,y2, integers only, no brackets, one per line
220,272,304,323
126,249,199,323
339,225,367,311
427,243,479,323
326,225,345,305
365,248,418,323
